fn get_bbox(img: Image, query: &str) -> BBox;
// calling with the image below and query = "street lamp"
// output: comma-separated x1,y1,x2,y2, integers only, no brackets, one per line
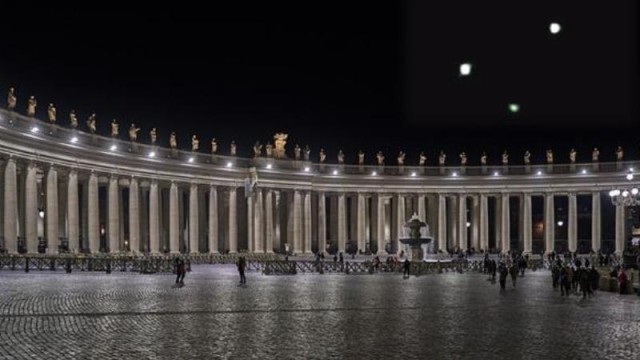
609,171,640,206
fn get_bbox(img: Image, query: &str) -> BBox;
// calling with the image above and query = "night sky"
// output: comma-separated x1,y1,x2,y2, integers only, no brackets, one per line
0,1,637,164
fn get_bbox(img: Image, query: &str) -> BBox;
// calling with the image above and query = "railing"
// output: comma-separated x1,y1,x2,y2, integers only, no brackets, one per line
0,254,282,274
1,108,638,177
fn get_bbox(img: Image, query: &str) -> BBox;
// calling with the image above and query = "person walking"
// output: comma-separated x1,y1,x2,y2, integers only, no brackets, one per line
175,258,186,285
237,256,247,284
403,258,411,278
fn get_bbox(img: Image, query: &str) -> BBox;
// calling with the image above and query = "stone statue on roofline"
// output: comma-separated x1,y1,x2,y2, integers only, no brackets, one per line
438,150,446,166
47,103,56,123
419,151,426,166
150,128,157,145
294,144,301,160
87,113,97,134
192,135,199,152
303,145,311,161
273,133,287,159
592,147,599,162
7,87,17,111
129,124,140,142
69,110,78,129
523,150,531,165
253,141,262,158
265,143,273,157
169,132,177,149
459,151,467,166
111,119,119,137
376,151,384,166
211,138,218,154
27,95,37,117
230,140,237,156
546,149,554,164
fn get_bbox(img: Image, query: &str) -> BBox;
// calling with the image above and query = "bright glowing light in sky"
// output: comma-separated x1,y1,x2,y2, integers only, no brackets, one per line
549,23,561,34
459,63,472,76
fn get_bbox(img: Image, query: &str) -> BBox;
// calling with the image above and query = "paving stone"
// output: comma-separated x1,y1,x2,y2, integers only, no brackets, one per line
0,266,638,359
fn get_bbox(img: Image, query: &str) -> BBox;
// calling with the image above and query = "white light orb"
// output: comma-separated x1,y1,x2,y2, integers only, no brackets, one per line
411,172,417,177
557,220,564,227
549,23,561,34
332,170,338,175
466,221,471,228
622,190,630,197
70,136,78,143
304,166,310,172
509,103,520,113
188,157,194,163
371,171,377,176
459,63,472,76
626,173,634,181
632,188,639,195
148,151,156,158
110,145,117,151
226,162,233,168
266,163,272,169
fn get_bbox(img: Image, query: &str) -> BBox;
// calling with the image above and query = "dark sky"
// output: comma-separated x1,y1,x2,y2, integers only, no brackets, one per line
0,1,637,164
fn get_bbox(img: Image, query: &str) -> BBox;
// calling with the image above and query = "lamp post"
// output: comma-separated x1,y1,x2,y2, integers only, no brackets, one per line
609,170,640,258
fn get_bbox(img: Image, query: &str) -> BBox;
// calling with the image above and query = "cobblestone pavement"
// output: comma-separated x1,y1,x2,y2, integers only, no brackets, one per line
0,266,639,360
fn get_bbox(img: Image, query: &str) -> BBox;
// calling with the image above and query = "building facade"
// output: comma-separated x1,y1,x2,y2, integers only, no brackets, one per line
0,108,633,256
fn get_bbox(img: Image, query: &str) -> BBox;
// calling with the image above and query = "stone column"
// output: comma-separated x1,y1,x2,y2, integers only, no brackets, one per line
108,175,120,253
457,194,467,251
395,194,405,253
292,190,302,253
88,172,100,253
208,186,219,253
149,180,160,254
303,191,312,254
471,195,480,251
447,195,458,251
228,187,238,253
67,170,79,253
615,204,624,256
25,163,38,254
522,192,532,254
189,183,199,253
273,191,281,251
46,165,59,254
376,194,385,255
128,177,140,253
480,194,489,251
246,192,254,253
254,188,264,253
417,195,426,224
437,194,447,253
140,187,149,252
169,182,179,253
317,191,326,254
591,191,601,253
337,192,347,252
356,193,366,253
568,193,577,253
265,189,274,253
500,193,510,253
4,159,17,254
544,192,555,254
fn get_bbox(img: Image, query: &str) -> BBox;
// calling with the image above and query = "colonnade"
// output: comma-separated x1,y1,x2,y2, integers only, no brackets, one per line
0,157,625,255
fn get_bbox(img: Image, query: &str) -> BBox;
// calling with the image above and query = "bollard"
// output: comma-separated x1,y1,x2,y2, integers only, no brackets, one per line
24,257,29,273
65,258,72,273
50,259,56,271
345,261,350,274
88,258,93,272
106,259,112,274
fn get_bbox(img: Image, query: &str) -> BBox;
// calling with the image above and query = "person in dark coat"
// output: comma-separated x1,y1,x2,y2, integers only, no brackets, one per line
403,259,411,278
498,262,508,289
237,256,247,284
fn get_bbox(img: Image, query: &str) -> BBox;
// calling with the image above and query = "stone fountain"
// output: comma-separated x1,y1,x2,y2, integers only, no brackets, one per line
399,213,433,262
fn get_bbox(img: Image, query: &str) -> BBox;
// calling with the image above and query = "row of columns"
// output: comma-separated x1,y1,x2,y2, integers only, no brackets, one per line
0,158,629,255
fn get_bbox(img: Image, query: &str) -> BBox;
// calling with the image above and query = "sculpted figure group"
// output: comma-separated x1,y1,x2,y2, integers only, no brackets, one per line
3,87,632,165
